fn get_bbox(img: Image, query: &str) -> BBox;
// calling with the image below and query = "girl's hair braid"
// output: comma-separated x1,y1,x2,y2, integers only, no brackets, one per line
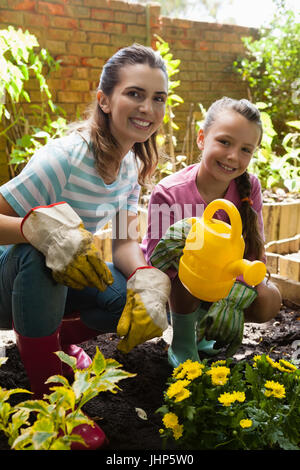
204,97,265,259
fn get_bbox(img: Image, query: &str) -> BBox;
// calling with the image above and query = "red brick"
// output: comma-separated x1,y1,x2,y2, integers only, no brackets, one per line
13,0,35,11
38,2,65,16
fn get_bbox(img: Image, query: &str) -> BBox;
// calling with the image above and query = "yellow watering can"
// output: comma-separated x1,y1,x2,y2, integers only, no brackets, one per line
178,199,266,302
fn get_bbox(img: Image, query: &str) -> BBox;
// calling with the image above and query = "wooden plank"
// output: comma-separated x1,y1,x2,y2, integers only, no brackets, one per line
266,252,279,274
279,202,300,240
262,203,281,243
279,255,300,282
270,274,300,305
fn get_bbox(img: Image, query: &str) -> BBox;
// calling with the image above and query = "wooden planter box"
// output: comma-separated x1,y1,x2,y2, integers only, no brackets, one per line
266,234,300,305
262,200,300,243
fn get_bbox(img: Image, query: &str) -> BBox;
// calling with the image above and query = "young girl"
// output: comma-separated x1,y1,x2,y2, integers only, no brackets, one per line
143,97,282,367
0,44,171,449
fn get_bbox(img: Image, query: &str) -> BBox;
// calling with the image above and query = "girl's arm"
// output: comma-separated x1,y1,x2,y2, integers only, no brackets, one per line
0,194,26,245
112,210,148,278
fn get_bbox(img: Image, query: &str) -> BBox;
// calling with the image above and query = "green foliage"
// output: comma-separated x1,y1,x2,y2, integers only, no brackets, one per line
248,103,300,191
0,348,135,450
158,355,300,450
0,26,67,174
233,0,300,147
154,35,186,177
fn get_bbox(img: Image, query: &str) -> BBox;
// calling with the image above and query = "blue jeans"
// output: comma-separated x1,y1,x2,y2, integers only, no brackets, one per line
0,244,127,337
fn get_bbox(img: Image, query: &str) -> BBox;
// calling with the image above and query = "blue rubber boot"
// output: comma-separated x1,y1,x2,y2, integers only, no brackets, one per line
168,309,201,368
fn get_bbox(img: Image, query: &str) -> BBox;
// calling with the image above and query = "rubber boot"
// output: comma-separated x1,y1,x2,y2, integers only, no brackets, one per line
196,306,220,357
168,309,201,368
14,327,108,450
14,327,63,399
60,312,101,372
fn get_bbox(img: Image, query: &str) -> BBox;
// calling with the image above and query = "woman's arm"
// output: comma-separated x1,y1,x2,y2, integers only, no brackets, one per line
0,194,27,244
112,210,148,278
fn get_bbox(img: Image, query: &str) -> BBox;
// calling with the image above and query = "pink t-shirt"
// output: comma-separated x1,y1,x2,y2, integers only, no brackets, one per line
141,163,265,279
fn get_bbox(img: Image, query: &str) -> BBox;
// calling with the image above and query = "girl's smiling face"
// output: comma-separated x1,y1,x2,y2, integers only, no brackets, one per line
97,63,168,155
197,109,261,184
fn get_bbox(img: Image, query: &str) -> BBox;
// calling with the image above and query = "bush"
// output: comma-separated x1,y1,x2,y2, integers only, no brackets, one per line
0,26,67,177
233,0,300,150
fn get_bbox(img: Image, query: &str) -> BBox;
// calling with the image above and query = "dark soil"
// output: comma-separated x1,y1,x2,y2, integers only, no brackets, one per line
0,300,300,452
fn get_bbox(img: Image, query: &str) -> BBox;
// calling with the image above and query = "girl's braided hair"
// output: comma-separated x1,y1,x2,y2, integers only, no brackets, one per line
203,97,265,260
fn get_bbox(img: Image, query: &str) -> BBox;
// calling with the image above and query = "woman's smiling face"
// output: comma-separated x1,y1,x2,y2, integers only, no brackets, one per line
197,109,261,184
97,63,168,155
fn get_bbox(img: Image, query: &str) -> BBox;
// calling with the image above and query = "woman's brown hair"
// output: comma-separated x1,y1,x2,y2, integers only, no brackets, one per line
72,44,168,185
203,97,265,260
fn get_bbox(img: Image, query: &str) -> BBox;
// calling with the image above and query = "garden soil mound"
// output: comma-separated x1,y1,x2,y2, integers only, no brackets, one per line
0,301,299,451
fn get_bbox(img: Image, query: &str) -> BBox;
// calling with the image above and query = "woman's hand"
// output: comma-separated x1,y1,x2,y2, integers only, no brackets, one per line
21,202,114,290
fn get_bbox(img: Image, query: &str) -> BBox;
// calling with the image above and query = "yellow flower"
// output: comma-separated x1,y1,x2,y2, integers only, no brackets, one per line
277,359,297,373
173,360,204,380
211,360,226,367
252,355,262,367
218,391,245,407
172,423,184,440
240,419,253,429
166,379,191,402
264,380,286,399
266,355,297,374
218,392,236,406
162,412,179,429
162,413,184,440
207,366,230,386
266,355,278,368
234,391,246,402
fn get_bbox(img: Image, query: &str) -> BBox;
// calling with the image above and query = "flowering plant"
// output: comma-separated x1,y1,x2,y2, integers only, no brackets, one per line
157,355,300,450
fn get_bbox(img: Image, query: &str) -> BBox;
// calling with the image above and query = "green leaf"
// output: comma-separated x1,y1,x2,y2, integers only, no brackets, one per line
91,347,106,375
55,351,77,370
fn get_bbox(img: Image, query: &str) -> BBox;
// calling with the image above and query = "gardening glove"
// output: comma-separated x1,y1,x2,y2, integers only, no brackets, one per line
197,282,258,357
150,218,193,272
21,202,114,291
117,267,171,353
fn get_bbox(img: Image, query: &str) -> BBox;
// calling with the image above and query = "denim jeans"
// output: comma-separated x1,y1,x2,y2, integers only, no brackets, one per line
0,244,127,337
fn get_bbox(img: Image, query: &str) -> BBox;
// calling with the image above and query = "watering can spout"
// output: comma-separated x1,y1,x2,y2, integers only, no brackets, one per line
226,259,266,287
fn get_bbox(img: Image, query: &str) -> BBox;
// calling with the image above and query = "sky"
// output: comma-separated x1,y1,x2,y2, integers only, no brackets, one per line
185,0,299,28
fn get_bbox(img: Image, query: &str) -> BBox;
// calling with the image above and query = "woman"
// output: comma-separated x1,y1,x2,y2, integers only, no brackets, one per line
0,44,171,449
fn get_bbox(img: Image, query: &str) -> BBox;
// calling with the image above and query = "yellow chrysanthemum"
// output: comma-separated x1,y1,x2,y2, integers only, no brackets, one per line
162,412,179,429
166,379,191,402
207,366,230,386
277,359,297,373
172,423,184,440
264,380,286,399
211,360,226,367
218,392,236,406
252,355,262,367
218,391,245,407
234,391,246,402
266,355,277,368
240,419,253,429
173,360,204,380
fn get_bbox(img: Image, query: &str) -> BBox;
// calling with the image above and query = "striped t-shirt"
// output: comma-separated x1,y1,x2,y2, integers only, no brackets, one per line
0,131,140,234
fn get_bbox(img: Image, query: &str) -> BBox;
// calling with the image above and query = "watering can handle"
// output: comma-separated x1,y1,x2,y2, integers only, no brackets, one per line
203,199,242,244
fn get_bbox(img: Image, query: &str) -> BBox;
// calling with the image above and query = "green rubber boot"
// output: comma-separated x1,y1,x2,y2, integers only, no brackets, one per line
197,305,220,356
168,309,201,368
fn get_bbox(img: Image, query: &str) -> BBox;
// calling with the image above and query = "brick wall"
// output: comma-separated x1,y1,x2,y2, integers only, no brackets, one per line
0,0,256,184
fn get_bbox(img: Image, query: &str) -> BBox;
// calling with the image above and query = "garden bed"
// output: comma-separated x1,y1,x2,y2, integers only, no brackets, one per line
0,300,299,451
